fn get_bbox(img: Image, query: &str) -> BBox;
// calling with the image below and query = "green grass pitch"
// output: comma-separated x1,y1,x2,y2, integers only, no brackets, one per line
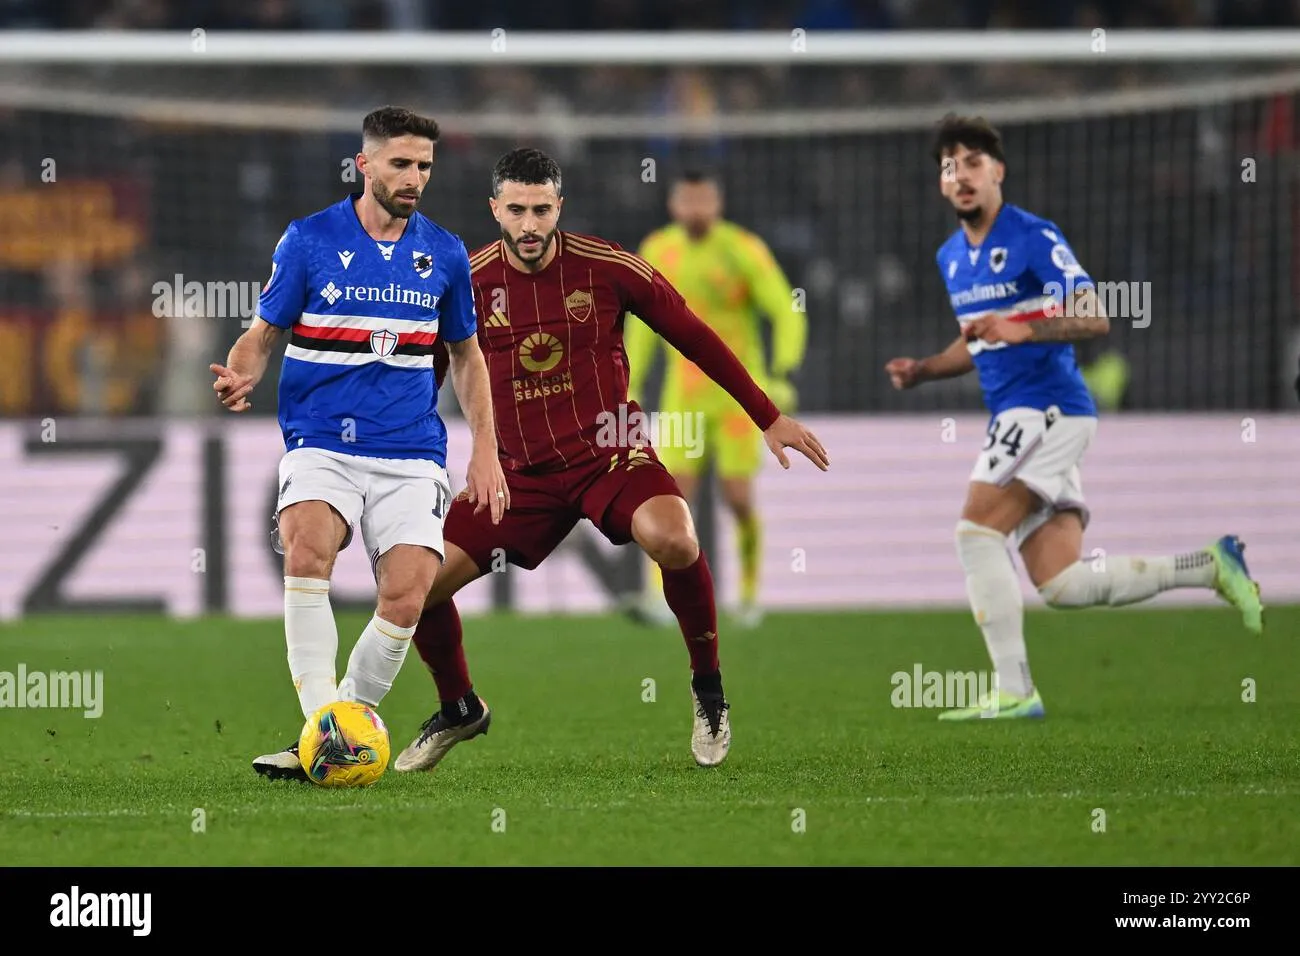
1,605,1297,866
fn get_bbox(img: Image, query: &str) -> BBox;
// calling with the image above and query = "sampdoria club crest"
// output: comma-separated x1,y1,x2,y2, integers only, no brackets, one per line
370,328,399,357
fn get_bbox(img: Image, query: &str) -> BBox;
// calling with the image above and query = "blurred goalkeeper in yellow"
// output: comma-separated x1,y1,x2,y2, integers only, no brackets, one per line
623,170,806,628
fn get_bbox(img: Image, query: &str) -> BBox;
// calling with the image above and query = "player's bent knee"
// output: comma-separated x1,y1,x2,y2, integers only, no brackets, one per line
376,593,426,629
374,545,441,619
1036,562,1099,609
630,494,698,569
667,532,700,569
279,502,347,579
643,527,699,570
283,540,335,580
961,481,1037,536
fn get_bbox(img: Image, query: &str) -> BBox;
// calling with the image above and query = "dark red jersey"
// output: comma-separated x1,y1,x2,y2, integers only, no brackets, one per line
443,230,780,474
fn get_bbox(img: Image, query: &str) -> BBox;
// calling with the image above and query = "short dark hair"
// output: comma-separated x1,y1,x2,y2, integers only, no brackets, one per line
930,113,1005,166
492,148,562,197
362,106,440,148
675,167,717,186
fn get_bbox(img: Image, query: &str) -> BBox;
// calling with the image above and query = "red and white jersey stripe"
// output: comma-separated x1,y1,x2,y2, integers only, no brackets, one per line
287,311,439,368
961,294,1055,355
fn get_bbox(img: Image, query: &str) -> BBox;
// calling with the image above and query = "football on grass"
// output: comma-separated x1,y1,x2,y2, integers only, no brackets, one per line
298,700,390,788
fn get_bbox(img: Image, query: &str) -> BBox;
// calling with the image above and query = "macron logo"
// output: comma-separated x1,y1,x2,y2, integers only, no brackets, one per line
50,886,151,936
338,250,354,269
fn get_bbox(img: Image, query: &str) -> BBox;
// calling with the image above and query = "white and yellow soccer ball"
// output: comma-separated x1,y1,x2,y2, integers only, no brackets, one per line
298,700,390,788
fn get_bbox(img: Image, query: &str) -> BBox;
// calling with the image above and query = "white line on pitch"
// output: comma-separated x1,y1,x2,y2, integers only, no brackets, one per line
2,786,1295,820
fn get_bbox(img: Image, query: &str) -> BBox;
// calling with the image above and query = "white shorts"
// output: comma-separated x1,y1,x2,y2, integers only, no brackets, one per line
969,405,1097,545
275,447,451,575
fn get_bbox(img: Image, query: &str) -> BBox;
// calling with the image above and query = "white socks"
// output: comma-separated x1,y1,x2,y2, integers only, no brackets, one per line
1038,552,1216,608
338,614,416,707
954,519,1221,699
284,576,339,719
285,577,416,719
955,520,1033,698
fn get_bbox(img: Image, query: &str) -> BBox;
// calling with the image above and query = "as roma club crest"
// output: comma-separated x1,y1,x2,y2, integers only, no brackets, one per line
564,288,593,322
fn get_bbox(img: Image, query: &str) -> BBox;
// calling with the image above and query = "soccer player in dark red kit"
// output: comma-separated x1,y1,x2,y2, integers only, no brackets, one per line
394,148,829,771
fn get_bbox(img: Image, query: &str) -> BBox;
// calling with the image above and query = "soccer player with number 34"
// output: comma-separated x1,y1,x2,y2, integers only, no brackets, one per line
885,115,1264,721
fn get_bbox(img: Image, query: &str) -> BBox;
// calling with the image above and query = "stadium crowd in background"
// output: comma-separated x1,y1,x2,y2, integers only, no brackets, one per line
0,2,1296,421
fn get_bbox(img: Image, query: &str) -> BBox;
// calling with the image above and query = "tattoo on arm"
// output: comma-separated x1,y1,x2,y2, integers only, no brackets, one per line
1027,314,1108,342
1029,289,1109,341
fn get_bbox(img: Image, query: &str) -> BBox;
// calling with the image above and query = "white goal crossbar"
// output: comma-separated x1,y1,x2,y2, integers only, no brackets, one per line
3,29,1299,137
1,29,1299,64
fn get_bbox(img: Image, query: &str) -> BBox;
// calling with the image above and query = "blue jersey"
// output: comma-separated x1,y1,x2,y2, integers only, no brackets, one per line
255,193,477,464
937,203,1098,418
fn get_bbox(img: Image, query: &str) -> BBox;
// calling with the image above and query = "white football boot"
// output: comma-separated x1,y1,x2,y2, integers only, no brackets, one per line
393,697,491,772
252,741,308,782
690,682,731,767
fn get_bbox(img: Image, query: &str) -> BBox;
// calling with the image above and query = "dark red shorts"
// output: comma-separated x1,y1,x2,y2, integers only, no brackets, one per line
443,446,685,572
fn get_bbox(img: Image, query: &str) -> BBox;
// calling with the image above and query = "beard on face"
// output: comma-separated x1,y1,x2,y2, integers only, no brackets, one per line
503,225,556,263
374,178,418,219
683,219,711,240
951,186,984,222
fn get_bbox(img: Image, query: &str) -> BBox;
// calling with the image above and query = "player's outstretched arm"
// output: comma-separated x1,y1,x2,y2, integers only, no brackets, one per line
210,317,284,412
445,334,510,524
628,268,828,472
885,334,973,390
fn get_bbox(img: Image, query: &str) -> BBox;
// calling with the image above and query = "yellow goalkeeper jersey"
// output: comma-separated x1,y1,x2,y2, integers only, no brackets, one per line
624,220,806,410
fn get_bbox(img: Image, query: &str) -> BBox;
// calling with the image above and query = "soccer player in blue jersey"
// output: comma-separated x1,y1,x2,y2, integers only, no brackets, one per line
209,106,508,778
885,115,1264,720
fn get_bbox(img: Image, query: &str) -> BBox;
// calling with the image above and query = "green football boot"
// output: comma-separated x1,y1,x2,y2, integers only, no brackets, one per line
1208,535,1264,634
938,688,1044,721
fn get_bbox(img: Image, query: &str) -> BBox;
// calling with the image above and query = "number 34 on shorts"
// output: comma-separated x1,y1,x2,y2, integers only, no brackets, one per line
970,405,1096,489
